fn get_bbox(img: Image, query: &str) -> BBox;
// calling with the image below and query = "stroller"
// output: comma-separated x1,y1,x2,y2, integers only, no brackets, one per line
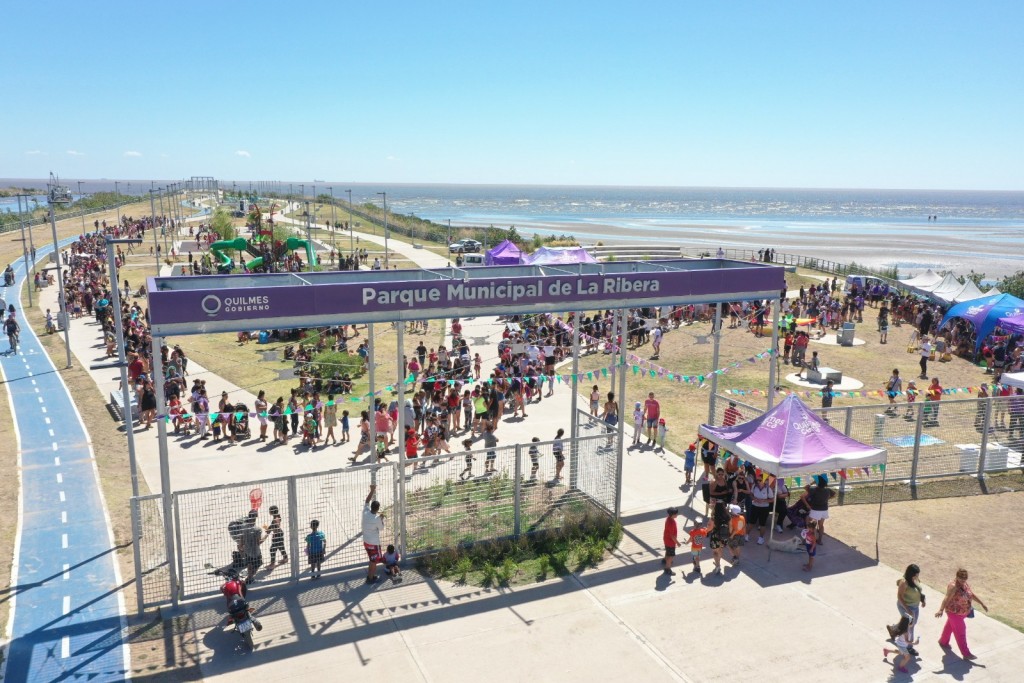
229,403,252,441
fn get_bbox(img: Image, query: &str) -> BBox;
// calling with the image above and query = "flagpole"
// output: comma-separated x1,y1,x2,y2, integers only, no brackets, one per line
874,462,888,562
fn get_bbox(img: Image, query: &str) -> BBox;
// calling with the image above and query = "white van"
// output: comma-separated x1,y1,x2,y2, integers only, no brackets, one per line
462,253,485,267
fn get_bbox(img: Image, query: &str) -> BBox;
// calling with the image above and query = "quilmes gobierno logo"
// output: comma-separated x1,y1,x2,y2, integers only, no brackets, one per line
201,294,270,317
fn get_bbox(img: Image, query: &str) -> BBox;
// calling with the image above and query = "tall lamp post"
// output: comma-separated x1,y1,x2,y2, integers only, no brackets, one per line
149,189,161,271
47,173,73,368
377,191,389,269
346,189,354,259
114,181,121,227
76,181,87,235
100,237,143,499
16,195,33,308
328,186,336,265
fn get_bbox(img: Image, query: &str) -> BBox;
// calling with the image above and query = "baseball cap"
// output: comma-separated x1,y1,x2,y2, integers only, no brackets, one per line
728,504,742,515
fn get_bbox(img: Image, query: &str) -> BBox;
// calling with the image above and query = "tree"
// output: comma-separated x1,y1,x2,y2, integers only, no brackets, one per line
209,207,236,241
998,271,1024,299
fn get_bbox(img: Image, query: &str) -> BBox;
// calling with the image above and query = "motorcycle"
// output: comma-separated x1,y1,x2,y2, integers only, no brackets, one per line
211,567,262,650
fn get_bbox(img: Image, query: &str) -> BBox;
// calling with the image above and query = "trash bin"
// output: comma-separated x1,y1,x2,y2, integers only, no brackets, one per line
839,322,855,346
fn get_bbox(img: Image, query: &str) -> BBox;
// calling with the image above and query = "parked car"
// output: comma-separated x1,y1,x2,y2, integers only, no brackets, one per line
449,239,482,253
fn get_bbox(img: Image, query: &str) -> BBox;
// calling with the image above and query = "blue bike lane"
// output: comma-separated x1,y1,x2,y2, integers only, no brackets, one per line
1,240,129,682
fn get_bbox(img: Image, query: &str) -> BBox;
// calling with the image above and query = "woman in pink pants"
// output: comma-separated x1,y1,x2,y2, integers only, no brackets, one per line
935,568,989,660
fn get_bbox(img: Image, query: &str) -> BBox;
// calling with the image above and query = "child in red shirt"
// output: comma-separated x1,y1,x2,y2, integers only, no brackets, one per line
662,508,680,574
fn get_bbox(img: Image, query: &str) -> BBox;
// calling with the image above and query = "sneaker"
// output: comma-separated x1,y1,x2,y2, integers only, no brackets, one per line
757,537,765,545
907,646,919,657
775,524,783,533
366,575,378,584
744,534,750,541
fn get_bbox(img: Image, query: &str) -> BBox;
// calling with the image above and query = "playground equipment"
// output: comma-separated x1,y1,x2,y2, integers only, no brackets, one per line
210,237,248,273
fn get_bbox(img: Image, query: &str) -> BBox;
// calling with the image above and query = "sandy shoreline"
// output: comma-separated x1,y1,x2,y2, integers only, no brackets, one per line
477,218,1024,278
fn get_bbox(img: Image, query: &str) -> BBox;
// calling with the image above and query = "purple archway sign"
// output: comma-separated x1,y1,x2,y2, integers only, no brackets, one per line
145,259,785,607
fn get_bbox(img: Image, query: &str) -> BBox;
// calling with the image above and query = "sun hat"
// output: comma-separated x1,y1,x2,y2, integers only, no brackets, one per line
728,504,742,515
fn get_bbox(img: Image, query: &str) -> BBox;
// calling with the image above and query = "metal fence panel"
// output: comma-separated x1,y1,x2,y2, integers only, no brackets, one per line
711,395,764,426
130,494,171,609
403,444,519,556
174,477,291,599
293,464,397,575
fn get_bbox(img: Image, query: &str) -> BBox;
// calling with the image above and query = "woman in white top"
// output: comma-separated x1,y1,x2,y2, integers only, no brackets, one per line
749,477,773,544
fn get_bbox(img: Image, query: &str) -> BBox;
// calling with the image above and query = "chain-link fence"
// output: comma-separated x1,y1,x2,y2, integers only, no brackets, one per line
130,431,621,607
130,494,171,611
711,393,1024,487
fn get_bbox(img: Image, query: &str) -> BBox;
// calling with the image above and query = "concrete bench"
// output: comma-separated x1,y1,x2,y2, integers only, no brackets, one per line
805,366,842,384
110,390,139,421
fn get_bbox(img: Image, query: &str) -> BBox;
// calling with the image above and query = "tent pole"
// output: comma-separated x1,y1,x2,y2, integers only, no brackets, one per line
767,473,780,562
767,298,781,410
874,464,888,562
708,303,723,423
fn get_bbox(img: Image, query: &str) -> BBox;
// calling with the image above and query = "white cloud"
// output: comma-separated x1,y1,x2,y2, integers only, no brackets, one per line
160,153,169,158
25,150,44,155
236,150,251,157
67,149,85,156
124,150,142,158
386,155,398,161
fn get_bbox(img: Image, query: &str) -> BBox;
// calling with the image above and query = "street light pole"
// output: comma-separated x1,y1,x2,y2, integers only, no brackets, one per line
346,189,354,260
114,181,121,227
47,181,73,369
77,181,86,235
105,237,143,498
17,195,33,308
329,186,336,265
304,201,312,267
377,191,389,269
150,189,161,271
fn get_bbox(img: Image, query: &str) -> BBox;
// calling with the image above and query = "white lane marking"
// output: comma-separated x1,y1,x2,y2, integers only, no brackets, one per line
56,473,63,484
63,563,70,580
63,595,70,614
41,406,46,413
34,387,39,393
49,429,54,437
54,456,60,466
62,534,68,549
30,379,35,385
61,511,67,524
59,491,66,502
61,636,69,658
38,397,43,403
52,443,58,451
45,417,51,424
27,371,32,376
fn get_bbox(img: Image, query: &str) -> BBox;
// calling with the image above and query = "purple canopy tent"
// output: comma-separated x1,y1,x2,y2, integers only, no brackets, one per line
699,394,889,557
522,246,598,266
996,312,1024,335
938,293,1024,351
484,240,524,266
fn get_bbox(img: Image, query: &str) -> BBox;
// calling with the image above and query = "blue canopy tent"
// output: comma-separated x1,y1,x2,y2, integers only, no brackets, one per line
939,293,1024,350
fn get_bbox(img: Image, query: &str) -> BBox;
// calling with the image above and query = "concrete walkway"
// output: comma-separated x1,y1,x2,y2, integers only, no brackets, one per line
32,224,1024,681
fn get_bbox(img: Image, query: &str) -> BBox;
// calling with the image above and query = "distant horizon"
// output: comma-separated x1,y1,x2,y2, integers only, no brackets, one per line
3,178,1024,195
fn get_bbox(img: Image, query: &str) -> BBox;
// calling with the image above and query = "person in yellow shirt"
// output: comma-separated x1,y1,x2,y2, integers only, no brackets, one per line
727,504,747,564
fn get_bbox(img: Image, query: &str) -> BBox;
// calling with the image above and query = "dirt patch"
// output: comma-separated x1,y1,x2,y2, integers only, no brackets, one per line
829,489,1024,632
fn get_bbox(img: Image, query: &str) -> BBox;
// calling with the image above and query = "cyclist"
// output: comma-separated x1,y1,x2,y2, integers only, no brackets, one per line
4,314,20,355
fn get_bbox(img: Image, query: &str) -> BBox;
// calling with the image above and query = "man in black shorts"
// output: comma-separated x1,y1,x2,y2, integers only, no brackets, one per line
662,507,680,574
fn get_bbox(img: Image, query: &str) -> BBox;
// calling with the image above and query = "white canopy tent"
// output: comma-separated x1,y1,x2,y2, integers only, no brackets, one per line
1000,372,1024,390
900,269,943,289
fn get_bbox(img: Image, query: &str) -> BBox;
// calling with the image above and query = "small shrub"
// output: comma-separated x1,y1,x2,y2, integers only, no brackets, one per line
455,556,473,583
536,554,551,579
498,558,518,584
481,562,497,586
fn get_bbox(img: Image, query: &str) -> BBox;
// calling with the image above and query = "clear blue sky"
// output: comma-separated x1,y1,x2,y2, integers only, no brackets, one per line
3,1,1022,190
